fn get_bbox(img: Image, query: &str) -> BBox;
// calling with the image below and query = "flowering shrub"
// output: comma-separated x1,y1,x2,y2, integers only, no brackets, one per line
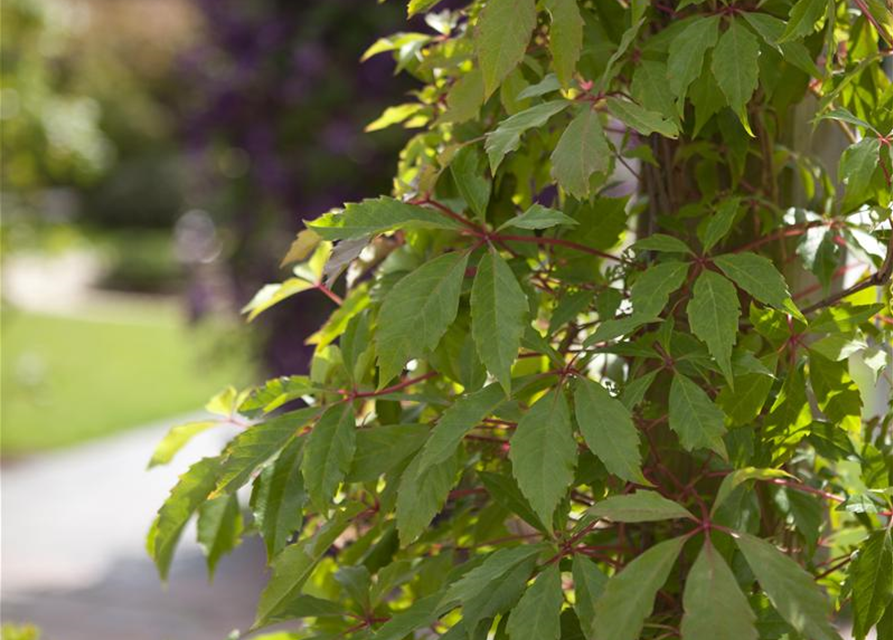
150,1,892,639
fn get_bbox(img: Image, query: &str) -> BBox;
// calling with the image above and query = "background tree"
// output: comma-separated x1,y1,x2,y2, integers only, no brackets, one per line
149,1,893,639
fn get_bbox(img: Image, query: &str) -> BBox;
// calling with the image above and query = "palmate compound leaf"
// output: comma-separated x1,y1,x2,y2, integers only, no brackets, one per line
591,537,687,640
471,249,529,394
148,457,221,581
302,403,356,511
573,378,648,484
376,250,469,385
686,270,740,385
506,563,564,640
475,0,537,99
680,544,758,640
736,533,842,640
509,389,578,529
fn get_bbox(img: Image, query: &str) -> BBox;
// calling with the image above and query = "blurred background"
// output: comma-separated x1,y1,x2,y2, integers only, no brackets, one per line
1,0,414,637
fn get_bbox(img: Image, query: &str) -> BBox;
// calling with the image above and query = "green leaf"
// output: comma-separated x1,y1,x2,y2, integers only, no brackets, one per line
506,564,563,640
851,531,893,639
365,103,424,132
471,250,529,394
451,144,491,221
374,592,452,640
418,382,507,472
309,197,461,241
475,0,537,98
736,533,841,640
377,251,469,385
629,260,689,318
711,19,760,135
347,423,428,483
545,0,583,88
588,491,695,523
148,419,218,469
498,203,578,231
713,252,792,310
444,68,485,124
573,378,647,484
680,545,758,640
253,503,362,629
243,278,316,322
509,389,578,528
572,555,608,633
485,100,570,173
711,467,793,513
463,555,537,632
667,16,721,104
741,12,820,76
407,0,444,17
702,197,740,253
632,234,693,255
444,544,545,606
396,447,461,545
591,537,686,640
480,470,548,532
550,107,611,198
197,493,243,580
252,436,307,561
148,457,221,581
779,0,828,42
839,138,881,209
605,97,679,138
215,407,320,495
668,373,728,457
686,270,740,384
302,404,356,510
631,61,678,122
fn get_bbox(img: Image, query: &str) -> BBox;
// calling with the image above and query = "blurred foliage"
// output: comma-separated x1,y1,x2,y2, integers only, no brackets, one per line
0,624,40,640
180,0,417,374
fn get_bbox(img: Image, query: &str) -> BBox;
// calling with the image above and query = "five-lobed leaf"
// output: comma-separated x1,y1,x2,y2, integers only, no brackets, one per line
509,389,578,529
591,537,686,640
574,378,647,484
471,250,529,394
377,251,469,385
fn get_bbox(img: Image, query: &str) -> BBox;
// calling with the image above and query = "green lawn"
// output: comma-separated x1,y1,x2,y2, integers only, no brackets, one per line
1,305,254,455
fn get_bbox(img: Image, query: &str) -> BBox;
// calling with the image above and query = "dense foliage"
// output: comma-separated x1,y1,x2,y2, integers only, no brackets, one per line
149,1,893,639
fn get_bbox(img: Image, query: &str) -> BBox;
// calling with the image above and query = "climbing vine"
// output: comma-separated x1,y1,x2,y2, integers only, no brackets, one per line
150,1,892,639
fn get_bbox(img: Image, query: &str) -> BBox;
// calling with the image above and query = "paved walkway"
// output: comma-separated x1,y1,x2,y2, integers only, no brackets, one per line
1,415,275,640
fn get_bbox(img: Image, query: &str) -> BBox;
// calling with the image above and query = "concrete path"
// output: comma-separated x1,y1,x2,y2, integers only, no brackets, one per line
1,415,274,640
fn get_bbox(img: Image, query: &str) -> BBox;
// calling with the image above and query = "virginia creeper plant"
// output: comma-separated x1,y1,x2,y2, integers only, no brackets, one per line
149,1,893,639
